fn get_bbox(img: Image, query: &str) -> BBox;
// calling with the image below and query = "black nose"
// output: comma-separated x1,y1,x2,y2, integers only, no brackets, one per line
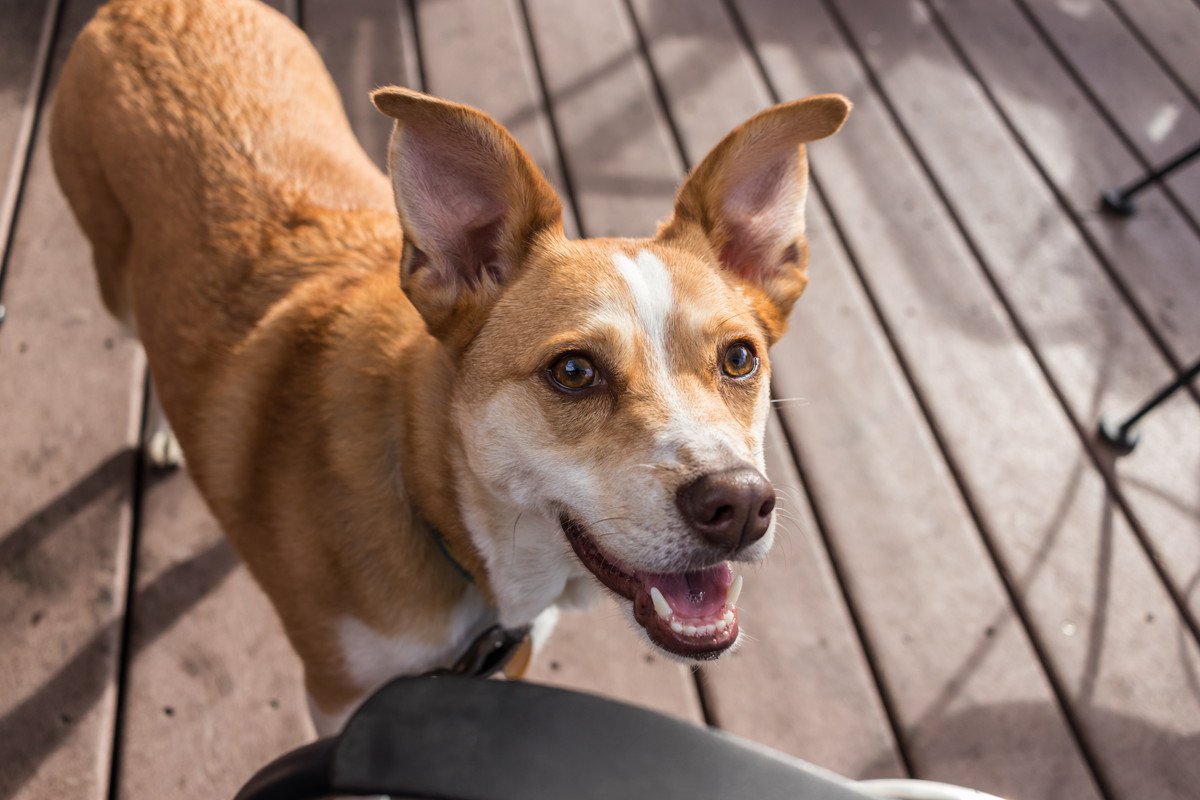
675,467,776,551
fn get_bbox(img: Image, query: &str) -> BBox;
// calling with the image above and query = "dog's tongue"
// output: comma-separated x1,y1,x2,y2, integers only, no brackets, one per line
639,562,734,619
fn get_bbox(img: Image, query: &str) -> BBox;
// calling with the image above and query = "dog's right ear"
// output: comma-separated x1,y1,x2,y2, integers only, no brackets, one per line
372,87,563,346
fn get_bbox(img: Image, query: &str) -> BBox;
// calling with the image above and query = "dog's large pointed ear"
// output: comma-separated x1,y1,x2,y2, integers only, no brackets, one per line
372,87,564,345
661,95,850,342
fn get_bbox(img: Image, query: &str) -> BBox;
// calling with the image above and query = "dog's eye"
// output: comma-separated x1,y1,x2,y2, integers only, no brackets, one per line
721,342,758,379
549,354,601,392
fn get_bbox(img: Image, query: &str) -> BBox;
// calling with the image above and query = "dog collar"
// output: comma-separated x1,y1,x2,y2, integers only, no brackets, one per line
426,523,476,584
431,623,533,679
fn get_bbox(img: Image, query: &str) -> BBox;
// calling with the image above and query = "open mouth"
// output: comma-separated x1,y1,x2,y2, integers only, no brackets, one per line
560,517,741,659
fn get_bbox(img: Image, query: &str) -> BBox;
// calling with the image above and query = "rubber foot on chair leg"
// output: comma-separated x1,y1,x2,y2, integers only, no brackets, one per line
1100,189,1136,216
1098,417,1139,454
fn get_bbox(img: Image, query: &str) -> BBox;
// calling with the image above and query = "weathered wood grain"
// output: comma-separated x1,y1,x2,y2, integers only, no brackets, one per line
1106,0,1200,103
0,2,139,799
303,0,407,170
523,0,684,238
625,1,1101,792
415,0,579,238
924,0,1200,641
1015,0,1200,220
114,474,309,799
0,0,57,280
735,0,1200,795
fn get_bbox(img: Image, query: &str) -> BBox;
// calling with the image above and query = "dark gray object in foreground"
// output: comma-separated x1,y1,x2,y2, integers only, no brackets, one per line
235,675,875,800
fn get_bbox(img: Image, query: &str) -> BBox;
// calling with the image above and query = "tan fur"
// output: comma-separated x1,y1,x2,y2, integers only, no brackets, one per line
52,0,849,724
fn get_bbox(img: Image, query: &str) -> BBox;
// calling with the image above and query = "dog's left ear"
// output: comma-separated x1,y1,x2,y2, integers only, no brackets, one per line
661,95,850,342
372,87,564,346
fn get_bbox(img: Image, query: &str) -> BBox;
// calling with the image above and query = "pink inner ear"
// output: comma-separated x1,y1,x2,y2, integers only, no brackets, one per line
395,125,511,287
717,156,801,281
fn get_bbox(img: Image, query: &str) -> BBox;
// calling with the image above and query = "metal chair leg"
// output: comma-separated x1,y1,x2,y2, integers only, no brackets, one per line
1098,358,1200,453
1101,140,1200,216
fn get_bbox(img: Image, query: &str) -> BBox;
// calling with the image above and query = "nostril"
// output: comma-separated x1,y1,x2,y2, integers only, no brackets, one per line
710,505,734,525
758,496,775,518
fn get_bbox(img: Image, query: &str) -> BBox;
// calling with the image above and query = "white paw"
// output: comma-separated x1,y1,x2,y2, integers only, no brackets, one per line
145,428,184,470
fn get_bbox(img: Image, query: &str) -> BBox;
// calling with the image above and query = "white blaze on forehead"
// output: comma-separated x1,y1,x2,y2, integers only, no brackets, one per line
612,249,674,358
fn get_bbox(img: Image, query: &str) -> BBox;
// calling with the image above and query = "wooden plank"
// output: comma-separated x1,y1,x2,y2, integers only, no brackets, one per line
525,601,704,724
926,0,1200,369
734,0,1200,796
114,475,309,799
835,0,1200,653
0,0,57,279
415,0,696,719
0,1,141,799
1015,0,1200,220
925,0,1200,639
1106,0,1200,103
415,0,579,237
303,0,408,170
626,1,1099,793
523,0,684,238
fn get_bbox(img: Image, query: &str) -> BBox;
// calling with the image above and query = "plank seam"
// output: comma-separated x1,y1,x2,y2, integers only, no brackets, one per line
927,0,1200,403
917,0,1200,633
1098,0,1200,114
400,0,427,93
0,0,65,310
1006,0,1200,239
511,0,587,239
615,0,693,183
811,0,1196,794
104,373,151,800
723,0,1118,791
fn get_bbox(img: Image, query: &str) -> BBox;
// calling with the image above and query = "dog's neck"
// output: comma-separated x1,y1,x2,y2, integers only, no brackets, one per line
397,340,498,601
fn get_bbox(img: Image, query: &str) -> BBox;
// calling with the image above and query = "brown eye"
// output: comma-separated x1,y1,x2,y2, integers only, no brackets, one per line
721,342,758,379
550,354,600,392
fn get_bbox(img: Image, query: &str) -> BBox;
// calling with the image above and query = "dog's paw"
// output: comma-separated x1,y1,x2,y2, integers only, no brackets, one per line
145,428,184,471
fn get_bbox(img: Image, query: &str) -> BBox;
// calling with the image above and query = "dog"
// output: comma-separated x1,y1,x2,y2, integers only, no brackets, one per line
51,0,850,735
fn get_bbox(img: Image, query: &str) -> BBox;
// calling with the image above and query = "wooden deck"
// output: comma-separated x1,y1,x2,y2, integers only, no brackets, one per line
2,0,1198,798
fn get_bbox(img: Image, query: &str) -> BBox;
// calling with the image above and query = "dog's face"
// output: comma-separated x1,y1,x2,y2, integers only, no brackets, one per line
373,88,850,660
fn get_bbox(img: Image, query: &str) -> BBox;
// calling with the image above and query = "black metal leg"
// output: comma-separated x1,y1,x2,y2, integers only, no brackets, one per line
1101,140,1200,216
1099,358,1200,453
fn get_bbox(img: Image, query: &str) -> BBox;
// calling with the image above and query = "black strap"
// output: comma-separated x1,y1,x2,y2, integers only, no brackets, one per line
235,676,874,800
437,623,531,679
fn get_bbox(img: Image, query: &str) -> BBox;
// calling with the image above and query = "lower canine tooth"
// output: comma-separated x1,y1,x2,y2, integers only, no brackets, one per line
716,619,728,631
723,610,735,623
650,587,672,620
725,575,743,607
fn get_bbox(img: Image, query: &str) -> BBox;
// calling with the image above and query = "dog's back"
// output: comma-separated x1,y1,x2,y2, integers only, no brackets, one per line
51,0,399,438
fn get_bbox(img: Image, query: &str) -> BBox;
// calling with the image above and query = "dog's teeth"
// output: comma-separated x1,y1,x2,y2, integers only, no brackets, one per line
684,625,698,636
670,620,684,633
650,587,672,620
723,610,735,623
716,618,728,632
725,575,743,608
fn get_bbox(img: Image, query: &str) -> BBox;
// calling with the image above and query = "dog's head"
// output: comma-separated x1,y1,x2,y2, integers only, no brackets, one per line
374,88,849,660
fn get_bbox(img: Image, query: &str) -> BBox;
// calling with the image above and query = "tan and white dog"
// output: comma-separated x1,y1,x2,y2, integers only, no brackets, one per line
51,0,849,735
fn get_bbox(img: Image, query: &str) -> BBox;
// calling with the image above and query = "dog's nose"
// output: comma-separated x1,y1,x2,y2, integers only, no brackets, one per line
676,467,776,551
